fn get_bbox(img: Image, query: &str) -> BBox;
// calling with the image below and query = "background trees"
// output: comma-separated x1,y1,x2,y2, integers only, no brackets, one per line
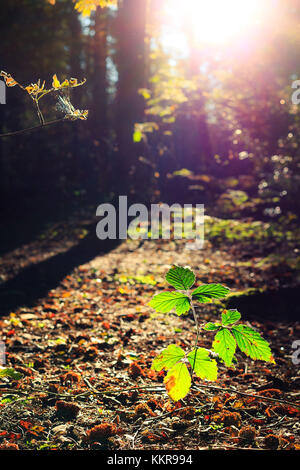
1,0,300,220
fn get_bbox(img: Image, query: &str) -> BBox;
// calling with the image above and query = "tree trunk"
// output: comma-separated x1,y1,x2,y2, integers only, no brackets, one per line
93,7,108,141
115,0,147,196
183,23,212,173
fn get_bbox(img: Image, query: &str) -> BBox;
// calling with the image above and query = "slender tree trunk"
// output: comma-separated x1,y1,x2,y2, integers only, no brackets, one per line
93,7,108,141
183,24,212,172
115,0,147,196
69,7,83,191
69,7,82,78
90,7,110,196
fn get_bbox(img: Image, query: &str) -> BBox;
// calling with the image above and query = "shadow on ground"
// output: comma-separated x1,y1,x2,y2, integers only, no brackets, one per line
226,288,300,322
0,223,121,316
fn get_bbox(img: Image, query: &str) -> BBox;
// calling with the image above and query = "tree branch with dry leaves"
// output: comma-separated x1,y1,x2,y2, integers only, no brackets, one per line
0,71,88,138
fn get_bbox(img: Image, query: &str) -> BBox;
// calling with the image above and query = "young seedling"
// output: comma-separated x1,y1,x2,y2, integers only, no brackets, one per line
149,265,275,402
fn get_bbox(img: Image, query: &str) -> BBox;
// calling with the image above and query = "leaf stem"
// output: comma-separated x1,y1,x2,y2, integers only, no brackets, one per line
189,297,201,381
35,99,45,125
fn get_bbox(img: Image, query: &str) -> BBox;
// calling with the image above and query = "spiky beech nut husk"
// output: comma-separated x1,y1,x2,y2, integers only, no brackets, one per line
55,400,80,420
238,426,256,442
87,423,117,442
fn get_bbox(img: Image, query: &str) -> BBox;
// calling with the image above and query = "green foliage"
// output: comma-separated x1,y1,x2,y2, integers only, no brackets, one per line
115,273,157,286
172,168,193,177
149,291,190,315
222,309,241,325
231,325,274,363
132,122,159,143
151,344,216,402
151,344,191,401
152,344,185,371
165,265,195,290
0,367,22,380
207,308,274,365
204,217,298,246
133,130,143,143
149,265,274,402
213,329,236,367
203,322,221,331
192,284,229,303
187,349,218,381
149,265,228,316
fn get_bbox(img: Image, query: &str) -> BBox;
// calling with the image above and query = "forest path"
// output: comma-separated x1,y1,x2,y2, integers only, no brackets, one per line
0,221,299,450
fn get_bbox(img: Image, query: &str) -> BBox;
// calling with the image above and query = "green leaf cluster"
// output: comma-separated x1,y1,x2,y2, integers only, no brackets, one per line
205,309,275,366
149,266,275,402
152,344,217,401
149,265,229,316
0,367,23,380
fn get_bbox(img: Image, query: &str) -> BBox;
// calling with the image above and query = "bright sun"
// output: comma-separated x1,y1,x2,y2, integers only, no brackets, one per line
165,0,267,46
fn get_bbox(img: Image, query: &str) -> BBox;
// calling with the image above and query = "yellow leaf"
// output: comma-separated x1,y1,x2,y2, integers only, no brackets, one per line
69,78,78,86
52,74,60,88
74,0,117,16
164,362,191,402
79,110,88,120
2,74,18,87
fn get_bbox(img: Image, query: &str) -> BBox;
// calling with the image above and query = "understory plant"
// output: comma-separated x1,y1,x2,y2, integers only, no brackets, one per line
149,265,275,402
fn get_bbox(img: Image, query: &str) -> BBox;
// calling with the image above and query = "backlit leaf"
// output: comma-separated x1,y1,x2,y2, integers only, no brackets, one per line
152,344,185,371
164,362,191,402
165,265,195,290
222,309,241,325
187,348,218,381
149,291,190,315
52,74,60,88
204,322,221,331
213,329,236,366
232,325,275,363
192,284,230,303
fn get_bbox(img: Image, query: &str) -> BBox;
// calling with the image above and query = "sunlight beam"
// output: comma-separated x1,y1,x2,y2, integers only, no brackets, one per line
165,0,266,45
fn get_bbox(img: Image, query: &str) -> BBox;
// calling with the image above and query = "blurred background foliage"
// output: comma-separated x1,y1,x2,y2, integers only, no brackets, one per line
1,0,300,228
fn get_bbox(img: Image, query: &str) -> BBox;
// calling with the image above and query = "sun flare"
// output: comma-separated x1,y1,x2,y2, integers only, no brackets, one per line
165,0,267,46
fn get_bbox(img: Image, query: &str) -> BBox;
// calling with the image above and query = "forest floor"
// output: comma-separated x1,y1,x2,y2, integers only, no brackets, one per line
0,213,299,450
